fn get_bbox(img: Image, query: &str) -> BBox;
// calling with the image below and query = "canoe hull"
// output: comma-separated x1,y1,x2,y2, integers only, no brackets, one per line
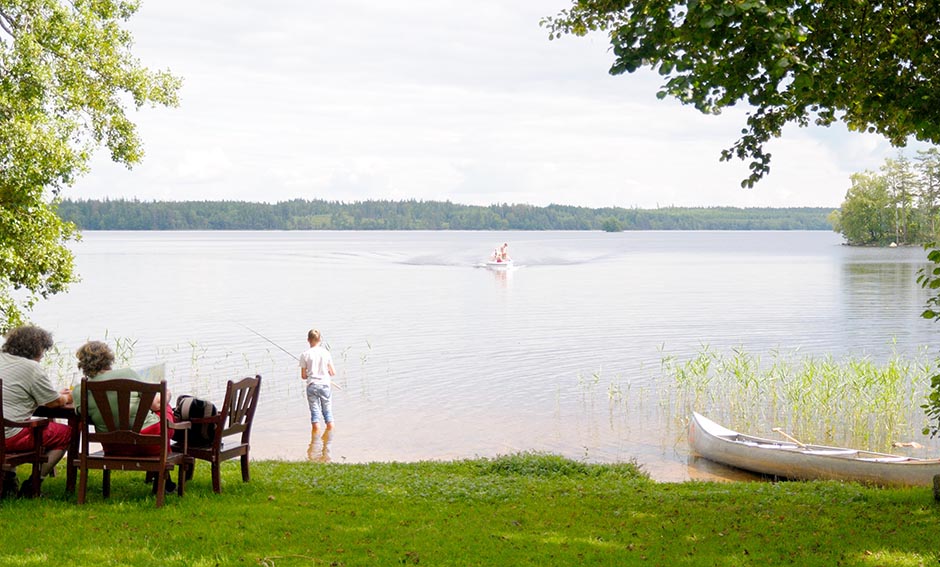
689,412,940,487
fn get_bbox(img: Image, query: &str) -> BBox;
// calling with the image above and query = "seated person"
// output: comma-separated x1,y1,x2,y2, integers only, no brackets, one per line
1,325,73,497
73,341,175,457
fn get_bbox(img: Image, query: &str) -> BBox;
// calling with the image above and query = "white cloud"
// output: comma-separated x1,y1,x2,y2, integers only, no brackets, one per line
68,0,924,208
173,147,233,184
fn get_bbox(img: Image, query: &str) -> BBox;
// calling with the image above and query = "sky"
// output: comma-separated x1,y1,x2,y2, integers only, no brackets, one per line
69,0,920,209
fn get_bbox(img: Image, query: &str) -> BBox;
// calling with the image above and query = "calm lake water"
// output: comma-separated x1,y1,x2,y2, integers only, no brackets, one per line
28,230,940,481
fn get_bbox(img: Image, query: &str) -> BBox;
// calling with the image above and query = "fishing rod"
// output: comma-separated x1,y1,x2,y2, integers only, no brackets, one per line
239,322,299,361
239,322,344,390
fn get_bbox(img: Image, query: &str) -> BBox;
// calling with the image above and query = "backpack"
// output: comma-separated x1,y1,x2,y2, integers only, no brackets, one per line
173,395,219,447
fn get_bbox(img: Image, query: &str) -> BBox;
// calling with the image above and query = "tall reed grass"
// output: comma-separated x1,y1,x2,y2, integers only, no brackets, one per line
41,335,271,397
659,345,936,451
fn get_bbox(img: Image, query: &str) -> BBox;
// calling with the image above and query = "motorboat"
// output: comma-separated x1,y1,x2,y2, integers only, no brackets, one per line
485,258,513,269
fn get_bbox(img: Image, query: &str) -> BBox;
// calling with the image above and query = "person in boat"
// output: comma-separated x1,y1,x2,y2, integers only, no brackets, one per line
499,242,510,261
299,328,336,442
1,325,74,497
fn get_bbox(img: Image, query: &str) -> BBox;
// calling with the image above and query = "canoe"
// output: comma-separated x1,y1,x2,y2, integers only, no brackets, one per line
485,259,513,269
689,411,940,487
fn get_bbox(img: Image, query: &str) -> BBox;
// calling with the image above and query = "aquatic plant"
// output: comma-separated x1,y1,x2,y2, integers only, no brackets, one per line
43,342,80,389
661,345,936,452
112,336,137,368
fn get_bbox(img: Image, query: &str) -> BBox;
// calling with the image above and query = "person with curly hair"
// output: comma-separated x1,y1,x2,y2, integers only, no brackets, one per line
74,340,174,457
1,325,74,497
74,340,178,492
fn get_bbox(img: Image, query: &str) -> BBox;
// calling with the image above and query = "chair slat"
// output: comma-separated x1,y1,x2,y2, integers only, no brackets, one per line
76,377,189,508
178,375,261,493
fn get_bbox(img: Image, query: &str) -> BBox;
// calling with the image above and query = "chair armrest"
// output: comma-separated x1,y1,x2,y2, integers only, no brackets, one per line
188,415,223,425
168,420,191,453
3,416,49,429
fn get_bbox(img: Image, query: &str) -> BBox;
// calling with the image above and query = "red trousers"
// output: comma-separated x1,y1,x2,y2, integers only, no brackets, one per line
5,421,72,452
102,405,176,457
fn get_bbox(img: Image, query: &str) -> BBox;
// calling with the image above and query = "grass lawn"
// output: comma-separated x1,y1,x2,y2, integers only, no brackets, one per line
0,453,938,566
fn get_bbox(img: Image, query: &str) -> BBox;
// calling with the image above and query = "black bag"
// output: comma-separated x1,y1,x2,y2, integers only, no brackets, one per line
173,395,219,447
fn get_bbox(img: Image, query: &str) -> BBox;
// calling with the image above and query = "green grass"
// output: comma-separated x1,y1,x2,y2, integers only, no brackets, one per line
1,454,939,566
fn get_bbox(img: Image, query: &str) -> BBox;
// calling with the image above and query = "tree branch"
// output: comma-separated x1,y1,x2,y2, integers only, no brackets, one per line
0,9,14,37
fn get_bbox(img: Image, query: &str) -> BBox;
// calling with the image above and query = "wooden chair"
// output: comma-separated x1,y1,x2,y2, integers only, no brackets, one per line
75,378,191,507
183,375,261,493
0,379,49,499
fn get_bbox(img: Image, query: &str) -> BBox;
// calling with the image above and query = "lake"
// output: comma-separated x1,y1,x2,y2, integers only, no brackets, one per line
28,230,940,481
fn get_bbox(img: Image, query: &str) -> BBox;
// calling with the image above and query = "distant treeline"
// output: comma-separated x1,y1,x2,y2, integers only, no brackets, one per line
56,198,834,231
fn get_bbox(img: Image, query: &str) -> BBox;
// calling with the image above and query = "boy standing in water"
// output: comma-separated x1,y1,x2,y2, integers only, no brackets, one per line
299,329,336,439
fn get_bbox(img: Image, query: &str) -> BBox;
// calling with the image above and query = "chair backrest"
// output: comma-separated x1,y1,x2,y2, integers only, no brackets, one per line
0,378,7,461
0,378,27,461
79,378,170,457
216,375,261,446
0,378,47,498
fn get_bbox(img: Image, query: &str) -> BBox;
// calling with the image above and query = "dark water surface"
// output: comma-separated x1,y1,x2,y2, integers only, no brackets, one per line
29,230,940,481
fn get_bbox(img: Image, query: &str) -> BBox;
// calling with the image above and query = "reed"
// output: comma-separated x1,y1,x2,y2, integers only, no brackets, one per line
42,341,81,389
42,336,269,397
43,334,139,389
660,345,936,451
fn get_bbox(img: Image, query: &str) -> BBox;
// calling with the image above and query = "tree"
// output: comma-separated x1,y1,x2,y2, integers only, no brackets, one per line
601,216,623,232
826,209,841,235
834,156,940,246
915,149,940,240
837,171,893,246
543,1,940,187
0,1,180,331
882,156,919,245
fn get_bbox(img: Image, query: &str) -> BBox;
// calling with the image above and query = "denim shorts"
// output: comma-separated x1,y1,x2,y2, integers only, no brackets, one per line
306,382,333,424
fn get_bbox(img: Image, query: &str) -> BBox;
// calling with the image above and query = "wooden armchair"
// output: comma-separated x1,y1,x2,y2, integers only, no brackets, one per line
75,378,191,507
183,375,261,493
0,379,49,499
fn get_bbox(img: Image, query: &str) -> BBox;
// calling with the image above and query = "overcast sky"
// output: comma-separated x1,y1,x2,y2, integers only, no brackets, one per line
69,0,919,208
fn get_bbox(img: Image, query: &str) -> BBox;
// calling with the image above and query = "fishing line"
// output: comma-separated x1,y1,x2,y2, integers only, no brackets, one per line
238,322,344,390
238,322,299,361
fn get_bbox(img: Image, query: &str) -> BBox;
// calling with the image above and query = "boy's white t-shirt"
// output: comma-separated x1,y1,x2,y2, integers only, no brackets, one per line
299,345,333,386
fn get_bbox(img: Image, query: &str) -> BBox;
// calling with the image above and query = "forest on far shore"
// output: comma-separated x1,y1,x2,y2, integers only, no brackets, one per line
56,198,834,231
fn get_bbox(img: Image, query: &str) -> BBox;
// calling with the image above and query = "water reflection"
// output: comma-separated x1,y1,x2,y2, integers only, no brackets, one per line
488,266,513,287
841,261,923,309
840,253,933,356
307,429,334,463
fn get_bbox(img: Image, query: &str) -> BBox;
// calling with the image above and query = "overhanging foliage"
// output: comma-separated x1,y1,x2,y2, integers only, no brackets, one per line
0,0,180,331
543,1,940,188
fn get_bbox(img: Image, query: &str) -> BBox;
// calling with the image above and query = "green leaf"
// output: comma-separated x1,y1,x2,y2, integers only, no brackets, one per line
0,0,180,331
543,0,940,188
